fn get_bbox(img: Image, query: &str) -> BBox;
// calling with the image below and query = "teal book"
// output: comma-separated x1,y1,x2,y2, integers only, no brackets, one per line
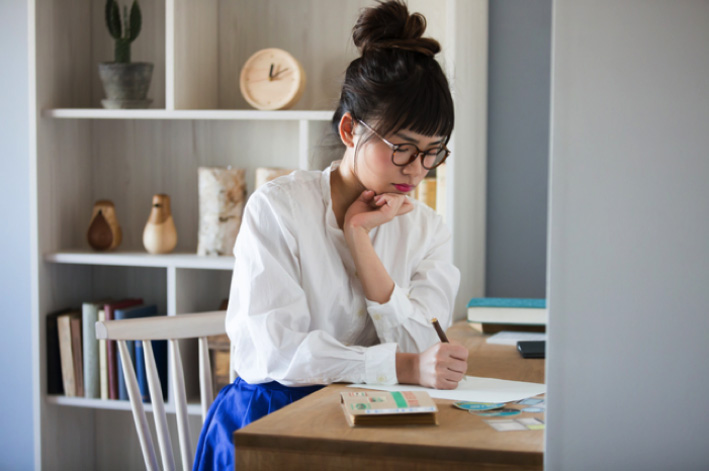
114,304,158,400
467,298,547,326
467,298,546,309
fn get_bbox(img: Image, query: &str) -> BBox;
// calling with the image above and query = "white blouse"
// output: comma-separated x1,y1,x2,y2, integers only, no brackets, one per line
226,161,460,386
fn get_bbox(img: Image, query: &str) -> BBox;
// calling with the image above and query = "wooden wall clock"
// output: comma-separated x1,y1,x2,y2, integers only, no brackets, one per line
239,48,306,110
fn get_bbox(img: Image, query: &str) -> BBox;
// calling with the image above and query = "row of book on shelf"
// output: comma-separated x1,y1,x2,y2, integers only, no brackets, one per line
47,294,542,402
47,299,168,402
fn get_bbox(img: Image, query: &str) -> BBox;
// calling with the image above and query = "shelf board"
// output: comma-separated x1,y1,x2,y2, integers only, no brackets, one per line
47,395,202,416
45,250,235,270
43,108,334,121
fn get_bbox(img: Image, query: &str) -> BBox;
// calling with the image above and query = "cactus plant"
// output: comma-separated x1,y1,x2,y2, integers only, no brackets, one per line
105,0,142,63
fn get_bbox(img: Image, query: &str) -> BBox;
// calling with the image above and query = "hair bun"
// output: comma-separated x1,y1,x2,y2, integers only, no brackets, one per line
352,0,440,57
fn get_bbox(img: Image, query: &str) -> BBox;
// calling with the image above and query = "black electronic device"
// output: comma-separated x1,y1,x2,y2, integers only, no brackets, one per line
517,340,546,359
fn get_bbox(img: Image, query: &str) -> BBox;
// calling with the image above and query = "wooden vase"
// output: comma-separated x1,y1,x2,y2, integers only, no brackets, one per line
142,194,177,254
87,200,122,251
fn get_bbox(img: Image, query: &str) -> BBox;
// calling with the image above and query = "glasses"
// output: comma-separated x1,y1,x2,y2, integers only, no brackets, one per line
358,120,450,170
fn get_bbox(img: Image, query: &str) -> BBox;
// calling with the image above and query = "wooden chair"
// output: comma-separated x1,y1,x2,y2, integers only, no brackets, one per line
95,310,227,471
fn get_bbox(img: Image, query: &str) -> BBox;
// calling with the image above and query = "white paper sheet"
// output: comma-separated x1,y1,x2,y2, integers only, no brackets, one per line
347,376,546,403
486,331,547,346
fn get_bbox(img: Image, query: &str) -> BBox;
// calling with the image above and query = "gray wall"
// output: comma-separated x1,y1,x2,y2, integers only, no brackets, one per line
0,1,34,470
546,1,709,469
485,0,551,299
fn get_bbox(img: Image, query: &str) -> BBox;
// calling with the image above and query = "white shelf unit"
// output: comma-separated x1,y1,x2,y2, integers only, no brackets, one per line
46,394,203,416
45,251,236,270
29,0,487,469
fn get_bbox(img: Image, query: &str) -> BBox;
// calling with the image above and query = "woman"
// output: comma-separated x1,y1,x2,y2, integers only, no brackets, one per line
194,1,468,469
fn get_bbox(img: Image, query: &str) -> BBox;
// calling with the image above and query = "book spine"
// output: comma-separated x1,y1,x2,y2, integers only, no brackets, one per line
105,305,118,400
82,303,100,399
114,302,157,400
105,299,143,400
98,309,108,400
57,315,76,397
154,340,168,400
70,317,84,397
117,340,134,401
46,312,65,395
134,340,149,403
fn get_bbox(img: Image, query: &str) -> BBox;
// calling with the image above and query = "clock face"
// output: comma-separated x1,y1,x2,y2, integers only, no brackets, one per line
239,48,306,110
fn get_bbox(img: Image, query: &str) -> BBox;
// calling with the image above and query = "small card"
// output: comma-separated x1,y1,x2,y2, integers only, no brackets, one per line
485,417,545,432
485,420,527,431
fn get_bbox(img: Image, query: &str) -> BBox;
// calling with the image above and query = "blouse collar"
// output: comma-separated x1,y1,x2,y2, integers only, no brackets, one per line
321,161,341,231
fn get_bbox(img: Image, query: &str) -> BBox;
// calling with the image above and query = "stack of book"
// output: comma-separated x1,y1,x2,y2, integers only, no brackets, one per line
467,297,547,334
46,299,168,402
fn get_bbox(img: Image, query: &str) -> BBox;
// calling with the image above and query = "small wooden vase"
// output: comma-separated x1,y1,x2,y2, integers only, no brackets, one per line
142,194,177,254
87,200,122,251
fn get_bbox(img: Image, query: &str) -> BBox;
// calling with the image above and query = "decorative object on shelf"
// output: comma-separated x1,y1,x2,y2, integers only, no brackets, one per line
254,167,295,190
87,200,123,251
98,0,154,109
143,194,177,254
240,48,306,110
197,167,246,256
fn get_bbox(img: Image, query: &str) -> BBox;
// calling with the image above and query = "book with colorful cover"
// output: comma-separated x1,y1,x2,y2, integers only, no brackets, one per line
467,298,547,327
114,304,157,400
104,298,143,399
340,390,438,426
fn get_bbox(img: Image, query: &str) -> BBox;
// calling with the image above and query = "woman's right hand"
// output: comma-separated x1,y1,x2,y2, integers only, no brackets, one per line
417,342,469,390
344,190,413,235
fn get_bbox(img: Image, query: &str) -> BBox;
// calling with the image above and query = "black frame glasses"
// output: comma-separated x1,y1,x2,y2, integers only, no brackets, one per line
358,120,451,170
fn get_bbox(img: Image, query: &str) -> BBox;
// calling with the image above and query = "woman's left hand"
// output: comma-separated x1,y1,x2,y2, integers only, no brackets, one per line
344,190,413,234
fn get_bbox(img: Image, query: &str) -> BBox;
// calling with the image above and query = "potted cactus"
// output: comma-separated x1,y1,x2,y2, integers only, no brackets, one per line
98,0,153,109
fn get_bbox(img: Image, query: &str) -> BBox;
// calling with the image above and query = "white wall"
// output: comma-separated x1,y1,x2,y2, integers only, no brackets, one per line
0,1,34,470
546,1,709,469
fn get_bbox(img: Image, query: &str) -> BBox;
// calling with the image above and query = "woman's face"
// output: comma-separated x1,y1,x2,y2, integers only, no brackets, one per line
353,123,446,195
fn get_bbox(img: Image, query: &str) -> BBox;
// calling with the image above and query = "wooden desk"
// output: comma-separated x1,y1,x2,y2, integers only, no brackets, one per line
234,322,545,470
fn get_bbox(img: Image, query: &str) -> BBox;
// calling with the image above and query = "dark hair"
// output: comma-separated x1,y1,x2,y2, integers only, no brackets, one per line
332,0,454,144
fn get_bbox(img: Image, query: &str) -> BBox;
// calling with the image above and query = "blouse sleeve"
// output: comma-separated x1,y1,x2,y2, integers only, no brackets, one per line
365,214,461,354
226,187,398,386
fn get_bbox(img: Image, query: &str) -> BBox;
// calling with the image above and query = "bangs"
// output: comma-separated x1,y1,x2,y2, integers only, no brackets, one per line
374,65,454,142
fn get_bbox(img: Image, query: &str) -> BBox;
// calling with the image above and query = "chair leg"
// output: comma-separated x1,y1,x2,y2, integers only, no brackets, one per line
144,340,176,471
198,337,214,421
170,339,193,471
118,340,159,471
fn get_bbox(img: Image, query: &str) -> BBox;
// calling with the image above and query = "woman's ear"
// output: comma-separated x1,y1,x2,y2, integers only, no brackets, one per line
338,113,356,148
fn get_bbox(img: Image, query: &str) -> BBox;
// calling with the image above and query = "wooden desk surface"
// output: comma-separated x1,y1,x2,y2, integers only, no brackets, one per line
234,322,545,471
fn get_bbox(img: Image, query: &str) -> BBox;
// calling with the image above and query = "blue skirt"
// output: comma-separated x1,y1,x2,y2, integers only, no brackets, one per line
192,377,324,471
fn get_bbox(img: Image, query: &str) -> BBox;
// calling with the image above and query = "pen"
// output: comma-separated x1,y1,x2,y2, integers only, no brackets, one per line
431,317,449,343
